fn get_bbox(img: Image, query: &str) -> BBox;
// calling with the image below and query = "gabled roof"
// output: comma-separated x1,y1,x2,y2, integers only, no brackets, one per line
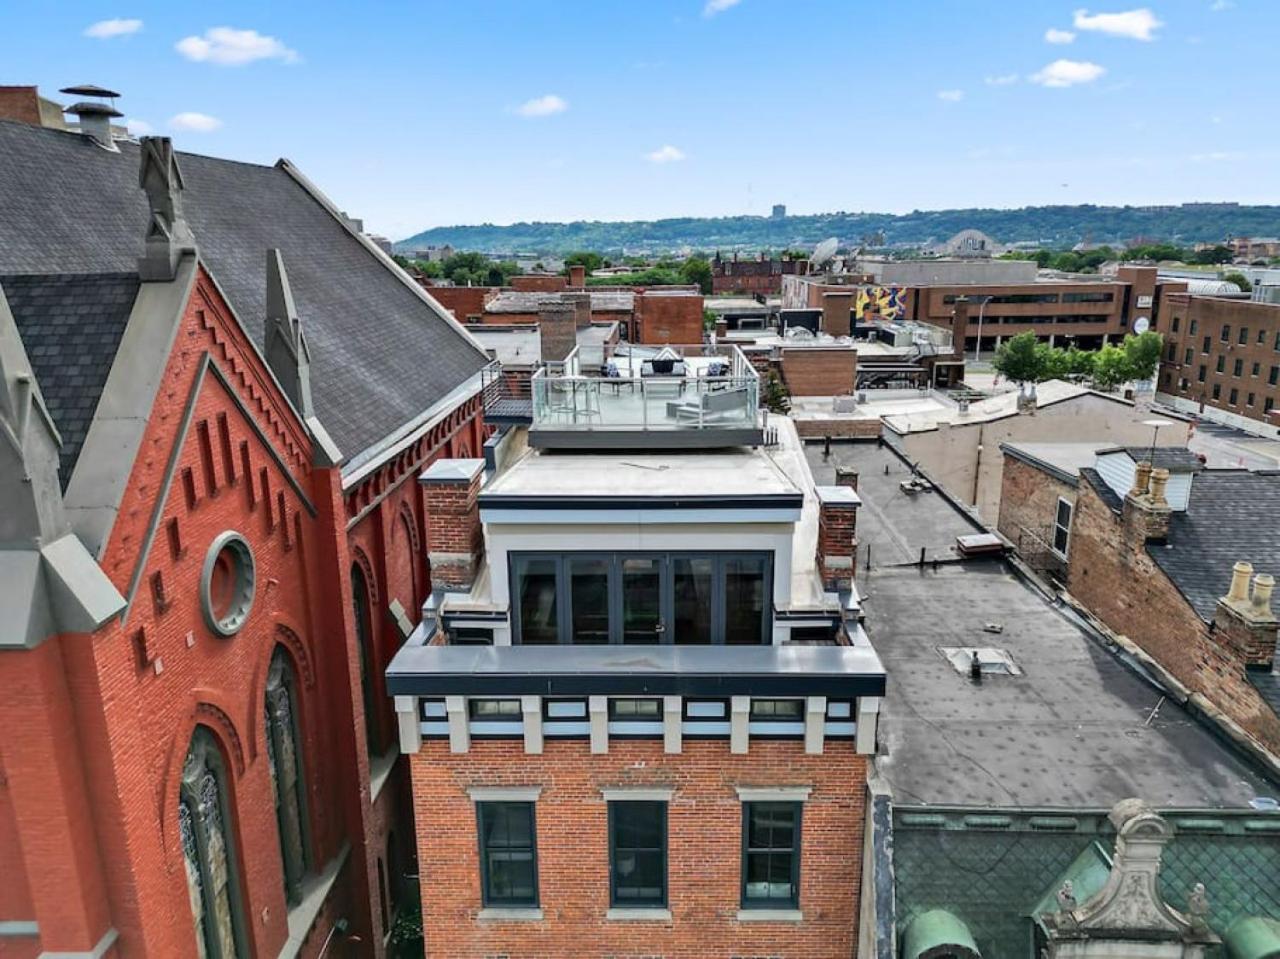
0,119,488,467
1106,446,1205,473
0,272,139,489
1149,470,1280,622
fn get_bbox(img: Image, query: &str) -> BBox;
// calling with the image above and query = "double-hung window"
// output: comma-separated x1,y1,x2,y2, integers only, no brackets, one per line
1053,498,1072,557
477,802,538,907
608,801,667,908
742,802,801,909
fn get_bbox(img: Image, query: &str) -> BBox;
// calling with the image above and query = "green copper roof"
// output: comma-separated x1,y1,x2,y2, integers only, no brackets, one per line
894,808,1280,959
1223,917,1280,959
1028,841,1112,925
902,909,980,959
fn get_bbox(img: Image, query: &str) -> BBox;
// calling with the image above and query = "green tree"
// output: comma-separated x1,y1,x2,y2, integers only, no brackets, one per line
1122,331,1163,380
1090,344,1134,391
1048,251,1083,272
992,332,1046,384
563,251,604,275
1189,245,1233,265
762,370,791,414
1223,271,1253,292
679,256,713,294
1063,346,1096,379
1036,342,1070,381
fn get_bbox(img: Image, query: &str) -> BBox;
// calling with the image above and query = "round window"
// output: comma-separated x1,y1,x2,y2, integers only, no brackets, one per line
200,532,255,636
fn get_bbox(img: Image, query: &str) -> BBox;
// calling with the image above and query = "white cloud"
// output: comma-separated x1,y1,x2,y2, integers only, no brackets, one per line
703,0,741,16
516,94,568,118
169,112,223,132
176,27,299,65
1072,8,1163,40
937,89,964,102
984,73,1019,86
125,118,153,135
1045,28,1077,43
646,145,686,164
1029,59,1107,87
1210,0,1234,10
84,17,142,39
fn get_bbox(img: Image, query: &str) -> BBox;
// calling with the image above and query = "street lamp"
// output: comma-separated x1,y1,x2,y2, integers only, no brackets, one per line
973,295,994,364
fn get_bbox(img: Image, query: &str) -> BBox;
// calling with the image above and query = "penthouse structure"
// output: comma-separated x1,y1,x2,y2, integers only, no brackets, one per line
388,351,885,956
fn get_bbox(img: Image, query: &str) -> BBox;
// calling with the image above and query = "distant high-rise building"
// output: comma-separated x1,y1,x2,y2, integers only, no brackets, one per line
771,203,786,219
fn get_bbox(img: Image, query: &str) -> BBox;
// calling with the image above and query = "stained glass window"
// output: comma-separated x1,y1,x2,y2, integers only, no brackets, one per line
266,649,309,904
180,728,245,958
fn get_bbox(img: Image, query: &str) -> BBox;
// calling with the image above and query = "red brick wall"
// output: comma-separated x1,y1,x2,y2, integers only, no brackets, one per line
410,738,866,958
1067,480,1280,754
635,292,704,344
781,348,857,396
511,275,568,293
793,418,882,440
996,454,1076,561
0,86,42,125
422,285,494,323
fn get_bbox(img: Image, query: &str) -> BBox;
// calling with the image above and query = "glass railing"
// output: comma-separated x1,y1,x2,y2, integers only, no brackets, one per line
530,344,761,431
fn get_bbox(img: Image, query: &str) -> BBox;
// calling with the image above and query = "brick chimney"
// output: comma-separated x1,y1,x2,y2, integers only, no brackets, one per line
1123,464,1172,542
822,291,853,338
815,484,860,592
420,459,486,592
568,264,586,288
1213,562,1279,668
950,296,970,358
565,292,592,330
538,301,578,362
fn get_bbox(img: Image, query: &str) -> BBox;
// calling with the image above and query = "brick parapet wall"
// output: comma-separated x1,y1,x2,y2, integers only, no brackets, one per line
410,738,866,958
781,347,857,396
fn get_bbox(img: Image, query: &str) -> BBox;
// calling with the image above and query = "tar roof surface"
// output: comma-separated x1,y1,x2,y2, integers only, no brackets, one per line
805,441,984,566
0,120,488,463
866,558,1273,808
1150,469,1280,622
1,272,138,488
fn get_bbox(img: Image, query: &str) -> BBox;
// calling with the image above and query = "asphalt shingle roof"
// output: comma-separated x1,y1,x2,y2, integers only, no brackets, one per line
1119,446,1206,473
1,272,138,488
1148,470,1280,622
0,119,488,465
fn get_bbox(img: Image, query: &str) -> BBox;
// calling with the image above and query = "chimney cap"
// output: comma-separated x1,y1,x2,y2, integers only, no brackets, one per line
63,100,123,119
60,84,122,98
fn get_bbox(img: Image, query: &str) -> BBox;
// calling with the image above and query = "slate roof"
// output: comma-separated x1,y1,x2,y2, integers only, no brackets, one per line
0,119,488,467
894,809,1280,959
1,272,139,488
1148,470,1280,622
1116,446,1206,473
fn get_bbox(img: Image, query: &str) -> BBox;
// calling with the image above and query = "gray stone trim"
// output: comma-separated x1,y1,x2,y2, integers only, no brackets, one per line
0,921,38,937
599,787,674,802
736,909,804,922
605,908,673,921
277,844,351,959
734,786,813,802
37,927,118,959
467,786,542,802
477,907,544,922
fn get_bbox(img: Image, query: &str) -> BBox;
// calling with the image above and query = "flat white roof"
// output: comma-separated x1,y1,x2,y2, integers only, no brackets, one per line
883,379,1095,434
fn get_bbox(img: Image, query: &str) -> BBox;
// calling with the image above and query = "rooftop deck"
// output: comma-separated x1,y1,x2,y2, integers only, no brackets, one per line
528,343,765,449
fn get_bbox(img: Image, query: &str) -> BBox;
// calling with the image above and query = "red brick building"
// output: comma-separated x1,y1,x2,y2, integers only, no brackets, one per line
711,252,810,295
0,111,491,958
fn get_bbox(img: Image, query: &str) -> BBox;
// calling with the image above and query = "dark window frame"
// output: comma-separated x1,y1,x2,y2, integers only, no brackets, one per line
469,699,522,720
609,698,663,720
741,801,802,909
509,551,772,646
1053,498,1072,558
476,801,539,908
749,698,805,721
608,801,668,908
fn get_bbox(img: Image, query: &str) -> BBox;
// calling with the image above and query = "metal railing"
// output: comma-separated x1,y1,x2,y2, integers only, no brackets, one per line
530,343,762,431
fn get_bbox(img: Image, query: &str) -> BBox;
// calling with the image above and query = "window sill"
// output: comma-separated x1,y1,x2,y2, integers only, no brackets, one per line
478,907,544,922
369,746,398,803
606,907,672,921
279,844,351,959
736,908,804,922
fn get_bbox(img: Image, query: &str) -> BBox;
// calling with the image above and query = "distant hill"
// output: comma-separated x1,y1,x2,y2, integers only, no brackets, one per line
397,203,1280,254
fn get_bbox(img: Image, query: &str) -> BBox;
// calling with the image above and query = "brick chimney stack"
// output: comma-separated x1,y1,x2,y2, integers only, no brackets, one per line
538,301,578,362
1123,463,1172,542
821,291,853,338
568,264,586,288
1213,561,1279,668
815,485,860,592
950,296,970,358
420,459,486,592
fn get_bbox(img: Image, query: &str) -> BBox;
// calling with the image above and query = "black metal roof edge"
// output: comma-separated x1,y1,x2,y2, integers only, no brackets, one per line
386,672,886,699
478,493,805,510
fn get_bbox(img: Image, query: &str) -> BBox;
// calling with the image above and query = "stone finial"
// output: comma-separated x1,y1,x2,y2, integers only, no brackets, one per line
1148,467,1170,507
264,249,314,419
1228,561,1253,604
136,137,198,282
1131,459,1153,497
1251,573,1275,617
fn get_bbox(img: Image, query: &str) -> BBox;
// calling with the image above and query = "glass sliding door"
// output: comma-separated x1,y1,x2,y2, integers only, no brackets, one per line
514,556,560,644
621,557,665,644
568,556,611,644
723,554,769,645
671,556,713,644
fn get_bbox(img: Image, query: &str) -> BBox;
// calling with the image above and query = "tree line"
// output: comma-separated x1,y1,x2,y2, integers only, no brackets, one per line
992,331,1163,392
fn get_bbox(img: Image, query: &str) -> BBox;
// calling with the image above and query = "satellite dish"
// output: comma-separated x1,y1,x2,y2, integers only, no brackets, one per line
811,237,839,268
1134,316,1150,334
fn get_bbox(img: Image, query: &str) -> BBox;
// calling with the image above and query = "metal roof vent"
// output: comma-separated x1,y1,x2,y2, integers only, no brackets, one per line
60,86,122,151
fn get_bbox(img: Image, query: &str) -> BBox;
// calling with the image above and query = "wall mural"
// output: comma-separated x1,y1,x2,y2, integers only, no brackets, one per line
856,286,909,321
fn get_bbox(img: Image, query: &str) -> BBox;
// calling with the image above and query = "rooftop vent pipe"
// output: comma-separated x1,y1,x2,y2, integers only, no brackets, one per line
63,99,122,151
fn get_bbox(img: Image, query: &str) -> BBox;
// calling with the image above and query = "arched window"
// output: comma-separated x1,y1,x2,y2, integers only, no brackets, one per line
351,562,379,751
397,512,420,611
179,727,246,959
265,649,309,904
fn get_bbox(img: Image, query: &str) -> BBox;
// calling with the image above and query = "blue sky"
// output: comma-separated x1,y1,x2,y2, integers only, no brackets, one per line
5,1,1271,239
